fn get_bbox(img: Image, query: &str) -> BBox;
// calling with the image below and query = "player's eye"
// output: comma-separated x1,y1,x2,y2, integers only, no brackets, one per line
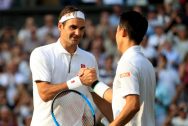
70,25,77,30
80,26,85,31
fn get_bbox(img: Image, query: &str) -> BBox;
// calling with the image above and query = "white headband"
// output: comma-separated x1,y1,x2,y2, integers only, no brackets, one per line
59,11,85,23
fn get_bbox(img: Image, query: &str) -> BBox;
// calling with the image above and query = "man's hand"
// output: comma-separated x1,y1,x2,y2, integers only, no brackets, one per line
78,68,97,86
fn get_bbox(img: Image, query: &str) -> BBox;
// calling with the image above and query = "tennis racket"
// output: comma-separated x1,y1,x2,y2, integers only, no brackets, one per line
51,89,96,126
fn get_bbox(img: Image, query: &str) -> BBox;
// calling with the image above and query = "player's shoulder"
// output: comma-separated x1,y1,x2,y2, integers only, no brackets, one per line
30,43,55,58
31,42,56,56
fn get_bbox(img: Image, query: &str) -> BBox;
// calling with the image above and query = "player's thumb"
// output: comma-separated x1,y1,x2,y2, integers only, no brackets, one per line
77,68,87,77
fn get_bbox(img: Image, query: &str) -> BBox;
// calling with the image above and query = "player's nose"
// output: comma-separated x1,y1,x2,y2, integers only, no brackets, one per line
74,29,82,36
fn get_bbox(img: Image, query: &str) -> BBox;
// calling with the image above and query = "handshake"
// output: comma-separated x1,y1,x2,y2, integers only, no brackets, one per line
67,67,110,98
78,67,98,86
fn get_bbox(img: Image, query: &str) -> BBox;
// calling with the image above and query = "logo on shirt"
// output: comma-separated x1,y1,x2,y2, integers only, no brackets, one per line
120,72,131,78
81,64,86,68
71,80,75,83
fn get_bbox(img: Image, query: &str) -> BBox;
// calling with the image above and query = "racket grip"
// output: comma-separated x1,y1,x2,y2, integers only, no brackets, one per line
67,76,82,89
92,81,110,98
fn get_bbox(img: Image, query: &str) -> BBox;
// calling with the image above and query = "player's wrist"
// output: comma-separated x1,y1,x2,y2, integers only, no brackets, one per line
91,80,110,98
91,80,99,89
67,76,82,89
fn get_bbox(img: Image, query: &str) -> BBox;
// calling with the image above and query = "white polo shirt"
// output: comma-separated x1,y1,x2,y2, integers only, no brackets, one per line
112,46,156,126
30,39,98,126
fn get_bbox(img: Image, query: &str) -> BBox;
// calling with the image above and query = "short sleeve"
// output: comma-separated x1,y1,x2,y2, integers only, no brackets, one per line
117,61,140,97
30,48,51,82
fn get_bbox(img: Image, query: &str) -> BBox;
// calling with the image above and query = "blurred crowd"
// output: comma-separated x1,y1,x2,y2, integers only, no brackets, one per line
0,0,188,126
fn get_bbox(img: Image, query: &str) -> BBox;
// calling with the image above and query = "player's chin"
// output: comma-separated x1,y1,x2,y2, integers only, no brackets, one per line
71,39,80,45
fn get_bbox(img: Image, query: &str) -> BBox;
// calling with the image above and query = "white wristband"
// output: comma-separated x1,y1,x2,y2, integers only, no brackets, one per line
93,81,110,98
67,76,82,89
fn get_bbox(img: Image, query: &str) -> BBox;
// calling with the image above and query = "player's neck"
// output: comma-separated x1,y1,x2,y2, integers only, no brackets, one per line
120,40,136,54
60,39,77,54
64,45,77,54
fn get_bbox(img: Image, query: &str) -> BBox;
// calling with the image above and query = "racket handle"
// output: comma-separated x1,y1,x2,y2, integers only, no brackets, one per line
101,117,110,126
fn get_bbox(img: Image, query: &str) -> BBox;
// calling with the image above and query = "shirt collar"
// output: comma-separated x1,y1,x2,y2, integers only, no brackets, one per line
56,39,80,55
122,45,142,58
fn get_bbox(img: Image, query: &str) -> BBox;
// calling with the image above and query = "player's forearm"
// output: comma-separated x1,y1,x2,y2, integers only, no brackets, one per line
36,75,85,102
110,110,138,126
103,88,113,103
110,105,139,126
36,81,68,102
91,81,112,103
110,95,140,126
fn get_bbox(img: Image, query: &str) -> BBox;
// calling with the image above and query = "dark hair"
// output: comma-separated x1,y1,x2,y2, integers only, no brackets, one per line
58,6,82,21
119,11,148,44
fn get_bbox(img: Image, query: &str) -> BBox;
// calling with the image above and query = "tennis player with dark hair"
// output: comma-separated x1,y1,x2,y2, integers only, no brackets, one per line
30,6,98,126
84,11,156,126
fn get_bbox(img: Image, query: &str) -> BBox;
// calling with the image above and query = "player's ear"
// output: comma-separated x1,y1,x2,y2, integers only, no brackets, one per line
122,28,127,37
58,22,62,31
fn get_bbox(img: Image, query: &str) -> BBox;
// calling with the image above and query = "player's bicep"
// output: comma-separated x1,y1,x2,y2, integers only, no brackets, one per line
36,81,50,92
123,94,140,115
35,81,52,101
124,94,140,108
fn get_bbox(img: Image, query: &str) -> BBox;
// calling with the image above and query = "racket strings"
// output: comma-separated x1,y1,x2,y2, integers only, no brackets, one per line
82,109,94,126
52,91,95,126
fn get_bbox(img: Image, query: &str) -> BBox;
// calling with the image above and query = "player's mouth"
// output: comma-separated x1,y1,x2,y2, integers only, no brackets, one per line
72,37,80,41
